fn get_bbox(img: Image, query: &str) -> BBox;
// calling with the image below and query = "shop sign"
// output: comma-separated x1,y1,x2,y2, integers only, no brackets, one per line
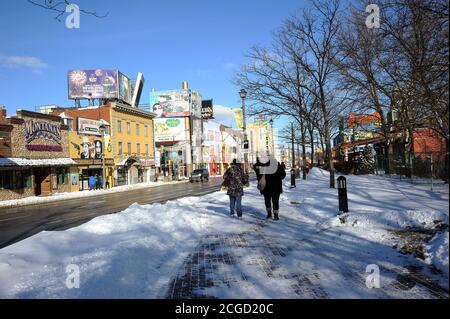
24,120,62,152
78,117,103,136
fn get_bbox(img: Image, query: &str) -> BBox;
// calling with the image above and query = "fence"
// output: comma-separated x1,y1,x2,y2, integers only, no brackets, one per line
374,152,448,188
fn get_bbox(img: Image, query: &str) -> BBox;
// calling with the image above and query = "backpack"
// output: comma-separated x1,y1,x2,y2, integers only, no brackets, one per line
257,174,266,191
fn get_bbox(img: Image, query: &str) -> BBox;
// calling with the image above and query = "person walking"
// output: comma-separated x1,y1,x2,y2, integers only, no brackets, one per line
223,159,248,219
88,175,96,191
253,157,286,220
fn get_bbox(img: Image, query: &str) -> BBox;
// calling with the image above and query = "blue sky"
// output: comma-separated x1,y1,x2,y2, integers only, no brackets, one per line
0,0,306,129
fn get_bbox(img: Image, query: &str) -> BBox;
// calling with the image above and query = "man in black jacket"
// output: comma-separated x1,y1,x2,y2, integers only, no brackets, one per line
253,157,286,220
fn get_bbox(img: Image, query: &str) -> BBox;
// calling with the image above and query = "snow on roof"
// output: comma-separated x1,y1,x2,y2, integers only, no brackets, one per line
0,157,76,167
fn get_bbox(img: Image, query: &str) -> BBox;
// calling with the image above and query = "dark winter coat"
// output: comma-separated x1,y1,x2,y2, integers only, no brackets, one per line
223,164,246,197
253,161,286,196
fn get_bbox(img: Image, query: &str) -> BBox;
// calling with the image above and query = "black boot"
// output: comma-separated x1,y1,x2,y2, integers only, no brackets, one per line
273,210,279,220
266,208,272,219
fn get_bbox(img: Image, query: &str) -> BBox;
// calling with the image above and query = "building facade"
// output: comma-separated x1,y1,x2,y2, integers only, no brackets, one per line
50,101,156,187
0,110,75,200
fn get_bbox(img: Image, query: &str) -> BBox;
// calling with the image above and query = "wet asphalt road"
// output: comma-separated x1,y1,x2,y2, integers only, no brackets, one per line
0,177,234,249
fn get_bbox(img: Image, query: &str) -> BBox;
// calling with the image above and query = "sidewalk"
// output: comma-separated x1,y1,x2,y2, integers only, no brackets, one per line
0,168,448,298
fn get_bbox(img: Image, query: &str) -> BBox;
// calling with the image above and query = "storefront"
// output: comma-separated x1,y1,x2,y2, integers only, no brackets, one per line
115,156,153,186
0,110,75,200
68,125,115,191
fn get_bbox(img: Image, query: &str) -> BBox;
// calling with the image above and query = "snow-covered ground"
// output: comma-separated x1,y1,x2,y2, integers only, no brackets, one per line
0,179,189,208
0,168,448,298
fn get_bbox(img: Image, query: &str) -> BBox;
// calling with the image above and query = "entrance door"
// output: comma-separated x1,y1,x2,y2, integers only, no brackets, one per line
129,165,139,184
34,168,51,196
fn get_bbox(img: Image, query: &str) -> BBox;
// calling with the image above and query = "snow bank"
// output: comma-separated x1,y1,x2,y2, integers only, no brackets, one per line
335,209,448,231
425,230,449,277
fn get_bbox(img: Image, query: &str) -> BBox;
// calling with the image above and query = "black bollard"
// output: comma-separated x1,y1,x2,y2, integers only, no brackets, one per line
290,168,296,188
337,176,348,214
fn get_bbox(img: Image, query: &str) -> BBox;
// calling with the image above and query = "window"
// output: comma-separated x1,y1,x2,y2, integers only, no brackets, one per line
137,143,141,155
145,144,149,157
136,123,140,135
0,171,13,189
14,170,32,189
127,142,131,155
57,168,68,185
144,125,148,137
118,141,122,155
127,122,131,134
117,120,122,133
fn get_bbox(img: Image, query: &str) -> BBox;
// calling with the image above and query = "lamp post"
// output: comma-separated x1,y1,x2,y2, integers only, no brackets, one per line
99,124,107,189
269,118,274,156
239,88,248,172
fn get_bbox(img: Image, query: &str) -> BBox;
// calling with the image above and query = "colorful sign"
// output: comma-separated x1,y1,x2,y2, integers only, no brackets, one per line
68,69,118,100
78,117,103,136
232,108,243,129
153,118,187,142
150,89,202,118
24,120,61,144
69,132,111,160
24,120,62,152
151,91,190,117
118,72,132,105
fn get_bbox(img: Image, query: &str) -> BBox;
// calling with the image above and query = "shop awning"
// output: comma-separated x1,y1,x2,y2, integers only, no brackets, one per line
0,157,76,167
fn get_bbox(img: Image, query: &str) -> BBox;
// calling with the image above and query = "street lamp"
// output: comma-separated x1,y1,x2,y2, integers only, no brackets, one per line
269,118,274,156
99,124,107,189
239,89,248,172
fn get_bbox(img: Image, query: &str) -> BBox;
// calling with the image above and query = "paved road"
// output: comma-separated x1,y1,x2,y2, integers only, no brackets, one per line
0,177,229,249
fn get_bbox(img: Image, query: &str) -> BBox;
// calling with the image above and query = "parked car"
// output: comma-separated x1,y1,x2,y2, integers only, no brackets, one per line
189,168,209,182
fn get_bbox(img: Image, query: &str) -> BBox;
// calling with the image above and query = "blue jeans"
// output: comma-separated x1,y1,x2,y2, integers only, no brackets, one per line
229,195,242,217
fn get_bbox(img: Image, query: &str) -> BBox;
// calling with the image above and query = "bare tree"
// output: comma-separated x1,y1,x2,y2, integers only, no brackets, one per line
235,0,347,188
27,0,108,21
335,4,396,173
379,0,449,176
281,0,346,187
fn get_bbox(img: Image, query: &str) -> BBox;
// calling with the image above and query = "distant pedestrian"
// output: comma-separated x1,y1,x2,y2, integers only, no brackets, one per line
105,175,111,189
253,157,286,220
223,159,248,219
95,174,101,189
88,175,96,191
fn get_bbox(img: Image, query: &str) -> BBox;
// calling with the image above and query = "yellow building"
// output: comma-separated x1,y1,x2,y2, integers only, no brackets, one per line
51,101,156,189
109,101,156,185
247,122,274,164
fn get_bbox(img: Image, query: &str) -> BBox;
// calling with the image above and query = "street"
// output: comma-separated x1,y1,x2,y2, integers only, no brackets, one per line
0,177,227,249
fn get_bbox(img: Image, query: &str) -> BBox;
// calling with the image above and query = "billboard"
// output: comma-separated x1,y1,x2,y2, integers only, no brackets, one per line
68,69,118,100
201,99,213,119
192,118,203,147
151,91,190,117
150,89,202,118
118,72,132,105
154,118,187,142
131,73,144,107
190,90,202,118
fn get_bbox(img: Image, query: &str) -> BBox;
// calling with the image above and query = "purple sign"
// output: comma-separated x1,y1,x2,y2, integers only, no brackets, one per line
68,69,118,100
